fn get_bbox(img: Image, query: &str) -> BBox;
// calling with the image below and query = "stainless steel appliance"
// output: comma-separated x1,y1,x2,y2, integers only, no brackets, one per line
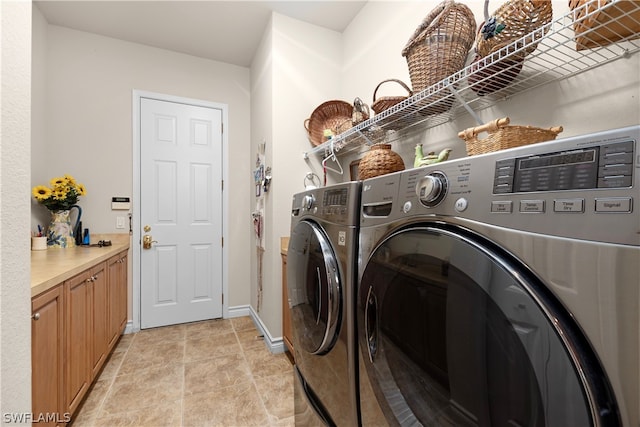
288,181,361,426
357,126,638,426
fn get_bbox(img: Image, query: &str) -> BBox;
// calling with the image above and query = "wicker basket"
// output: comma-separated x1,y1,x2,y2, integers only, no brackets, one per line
570,0,640,51
458,117,563,156
372,79,413,114
358,144,405,180
475,0,553,59
467,46,524,96
371,79,416,131
402,0,476,115
304,100,360,147
470,0,552,96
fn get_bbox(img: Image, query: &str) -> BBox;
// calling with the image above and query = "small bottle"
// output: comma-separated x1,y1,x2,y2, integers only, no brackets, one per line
83,228,90,245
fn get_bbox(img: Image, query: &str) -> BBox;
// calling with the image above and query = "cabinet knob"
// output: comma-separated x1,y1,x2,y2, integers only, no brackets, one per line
32,313,40,321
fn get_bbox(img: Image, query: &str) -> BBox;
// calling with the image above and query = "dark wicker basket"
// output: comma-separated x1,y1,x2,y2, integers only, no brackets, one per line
358,144,405,180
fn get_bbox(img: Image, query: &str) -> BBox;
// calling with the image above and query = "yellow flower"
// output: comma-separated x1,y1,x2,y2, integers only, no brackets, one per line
64,174,76,185
32,185,52,201
33,174,86,211
50,176,67,188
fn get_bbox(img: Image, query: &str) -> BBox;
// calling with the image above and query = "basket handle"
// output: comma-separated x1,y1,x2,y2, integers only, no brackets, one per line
402,0,455,56
458,117,511,141
304,118,310,133
549,126,564,135
372,79,413,103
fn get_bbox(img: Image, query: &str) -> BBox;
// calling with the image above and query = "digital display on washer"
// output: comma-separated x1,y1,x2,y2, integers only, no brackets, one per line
518,149,596,170
323,188,348,206
513,148,599,192
494,139,634,194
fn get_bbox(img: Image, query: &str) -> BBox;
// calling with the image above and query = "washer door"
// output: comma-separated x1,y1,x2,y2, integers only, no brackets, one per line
359,224,620,427
288,220,342,356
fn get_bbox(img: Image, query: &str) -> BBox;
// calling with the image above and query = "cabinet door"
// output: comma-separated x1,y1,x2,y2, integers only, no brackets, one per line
90,262,108,378
282,254,294,356
32,286,64,427
64,271,91,415
107,251,127,350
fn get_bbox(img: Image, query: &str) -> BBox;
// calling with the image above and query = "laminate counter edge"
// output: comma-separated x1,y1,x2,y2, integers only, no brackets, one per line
31,243,130,297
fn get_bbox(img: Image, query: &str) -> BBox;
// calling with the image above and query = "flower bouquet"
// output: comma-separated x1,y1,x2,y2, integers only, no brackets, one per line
32,174,86,248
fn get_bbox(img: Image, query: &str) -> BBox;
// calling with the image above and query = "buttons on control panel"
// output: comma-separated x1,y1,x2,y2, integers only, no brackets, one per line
493,139,634,194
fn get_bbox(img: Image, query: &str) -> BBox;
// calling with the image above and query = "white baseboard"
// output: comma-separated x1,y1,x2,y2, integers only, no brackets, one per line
227,304,251,318
248,306,286,355
124,320,135,334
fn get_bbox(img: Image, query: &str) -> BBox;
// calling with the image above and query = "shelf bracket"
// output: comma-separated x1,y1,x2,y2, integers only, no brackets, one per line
447,85,484,125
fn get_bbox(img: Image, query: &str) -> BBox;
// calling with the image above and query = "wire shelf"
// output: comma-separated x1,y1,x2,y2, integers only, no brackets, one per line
305,0,640,158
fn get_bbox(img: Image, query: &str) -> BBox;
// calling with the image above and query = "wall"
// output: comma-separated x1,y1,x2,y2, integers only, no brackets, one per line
1,0,33,419
31,20,252,310
339,0,640,168
250,12,342,343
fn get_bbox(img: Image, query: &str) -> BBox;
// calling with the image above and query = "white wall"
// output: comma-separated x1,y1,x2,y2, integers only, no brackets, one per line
1,0,33,419
250,12,342,341
32,21,252,309
339,0,640,168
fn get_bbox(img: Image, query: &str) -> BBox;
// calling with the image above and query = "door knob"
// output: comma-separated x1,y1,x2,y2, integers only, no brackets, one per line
143,225,151,232
142,234,157,249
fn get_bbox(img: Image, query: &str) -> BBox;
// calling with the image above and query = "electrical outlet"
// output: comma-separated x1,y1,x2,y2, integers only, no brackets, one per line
116,216,126,229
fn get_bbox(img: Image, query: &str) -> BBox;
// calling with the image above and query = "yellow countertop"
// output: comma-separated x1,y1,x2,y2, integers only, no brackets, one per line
31,238,130,298
281,237,289,256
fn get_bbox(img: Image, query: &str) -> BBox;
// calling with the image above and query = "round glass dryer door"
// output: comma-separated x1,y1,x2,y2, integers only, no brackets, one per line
288,220,342,356
358,224,619,427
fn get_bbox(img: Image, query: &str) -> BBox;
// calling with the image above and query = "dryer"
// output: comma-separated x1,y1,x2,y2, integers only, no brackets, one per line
287,181,361,426
357,126,638,426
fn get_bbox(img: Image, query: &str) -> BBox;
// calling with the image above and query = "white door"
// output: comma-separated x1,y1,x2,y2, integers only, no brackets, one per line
140,97,223,329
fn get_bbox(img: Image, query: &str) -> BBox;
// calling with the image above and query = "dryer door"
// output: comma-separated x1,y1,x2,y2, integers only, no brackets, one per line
288,219,342,356
358,224,619,427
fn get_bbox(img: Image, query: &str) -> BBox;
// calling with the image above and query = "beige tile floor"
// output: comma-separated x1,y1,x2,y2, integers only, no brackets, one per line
71,316,294,427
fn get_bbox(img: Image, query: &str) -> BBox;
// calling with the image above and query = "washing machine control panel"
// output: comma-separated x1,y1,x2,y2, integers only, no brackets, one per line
362,126,639,246
416,171,448,207
493,139,633,194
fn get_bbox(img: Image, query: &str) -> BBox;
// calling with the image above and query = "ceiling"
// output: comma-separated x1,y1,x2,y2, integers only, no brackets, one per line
35,1,368,67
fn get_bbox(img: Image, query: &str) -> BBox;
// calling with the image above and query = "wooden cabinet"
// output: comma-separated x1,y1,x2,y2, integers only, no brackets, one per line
281,252,294,357
64,270,92,415
90,262,109,379
32,248,129,422
32,286,65,427
107,251,128,349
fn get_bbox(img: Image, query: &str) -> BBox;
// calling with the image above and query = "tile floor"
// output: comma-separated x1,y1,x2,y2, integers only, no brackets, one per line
71,316,294,427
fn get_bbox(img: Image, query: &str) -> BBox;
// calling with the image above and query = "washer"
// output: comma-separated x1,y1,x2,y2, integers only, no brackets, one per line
287,181,360,426
357,126,639,426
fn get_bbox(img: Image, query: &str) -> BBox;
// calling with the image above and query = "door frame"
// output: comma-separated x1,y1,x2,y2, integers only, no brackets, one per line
131,89,229,332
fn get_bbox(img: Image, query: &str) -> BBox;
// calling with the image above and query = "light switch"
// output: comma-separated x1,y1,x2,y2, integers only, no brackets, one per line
116,216,126,229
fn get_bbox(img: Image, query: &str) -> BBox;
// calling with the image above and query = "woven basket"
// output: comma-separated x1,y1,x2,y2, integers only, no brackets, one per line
467,47,524,96
371,79,415,131
304,100,358,147
470,0,552,96
570,0,640,51
372,79,413,114
358,144,405,180
402,0,476,115
475,0,553,59
458,117,563,156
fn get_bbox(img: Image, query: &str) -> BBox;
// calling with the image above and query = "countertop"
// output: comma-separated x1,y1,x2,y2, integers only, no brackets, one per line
281,237,289,256
31,235,130,298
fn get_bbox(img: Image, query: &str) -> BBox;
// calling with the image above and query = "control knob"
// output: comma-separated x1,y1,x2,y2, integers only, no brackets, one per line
302,194,315,210
416,171,448,207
